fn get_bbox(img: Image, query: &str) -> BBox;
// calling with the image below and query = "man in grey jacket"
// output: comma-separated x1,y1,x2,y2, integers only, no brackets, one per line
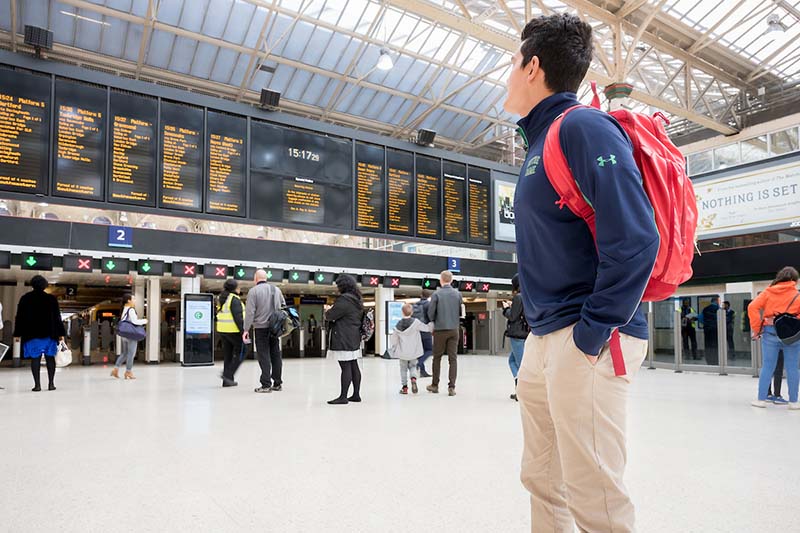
426,270,463,396
243,269,286,393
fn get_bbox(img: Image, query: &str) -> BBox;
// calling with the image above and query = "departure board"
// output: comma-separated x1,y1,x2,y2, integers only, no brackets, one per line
250,174,351,229
206,111,246,216
468,166,491,245
108,90,157,207
415,155,441,239
251,120,352,185
443,161,467,242
0,69,50,195
355,142,385,233
386,148,414,236
160,100,203,212
54,79,106,200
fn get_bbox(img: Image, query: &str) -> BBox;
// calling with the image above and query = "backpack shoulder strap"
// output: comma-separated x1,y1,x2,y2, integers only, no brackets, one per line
784,291,800,314
542,105,597,239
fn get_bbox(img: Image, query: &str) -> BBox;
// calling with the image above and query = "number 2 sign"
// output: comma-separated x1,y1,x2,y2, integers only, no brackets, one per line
109,226,133,249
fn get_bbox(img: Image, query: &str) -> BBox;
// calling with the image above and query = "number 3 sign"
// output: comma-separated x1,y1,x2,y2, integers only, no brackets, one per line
109,226,133,248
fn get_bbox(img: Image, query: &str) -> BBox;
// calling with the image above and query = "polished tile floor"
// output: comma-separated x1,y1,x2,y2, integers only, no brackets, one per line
1,356,797,532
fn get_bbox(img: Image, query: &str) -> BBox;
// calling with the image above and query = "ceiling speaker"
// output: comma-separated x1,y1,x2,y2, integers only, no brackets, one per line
260,89,281,109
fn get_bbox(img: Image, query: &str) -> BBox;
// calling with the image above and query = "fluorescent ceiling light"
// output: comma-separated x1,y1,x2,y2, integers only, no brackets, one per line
60,10,111,27
376,49,394,71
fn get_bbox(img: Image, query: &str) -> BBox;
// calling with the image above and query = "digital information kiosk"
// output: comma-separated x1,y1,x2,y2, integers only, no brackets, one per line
182,293,215,367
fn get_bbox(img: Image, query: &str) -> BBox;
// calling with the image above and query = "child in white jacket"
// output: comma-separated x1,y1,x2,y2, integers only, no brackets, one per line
390,303,434,394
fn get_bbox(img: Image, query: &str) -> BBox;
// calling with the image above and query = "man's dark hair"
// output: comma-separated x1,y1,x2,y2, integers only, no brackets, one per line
421,289,432,299
520,13,593,93
30,275,48,291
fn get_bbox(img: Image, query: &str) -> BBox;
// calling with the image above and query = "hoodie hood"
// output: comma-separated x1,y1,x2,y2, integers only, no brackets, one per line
395,317,415,332
765,281,800,296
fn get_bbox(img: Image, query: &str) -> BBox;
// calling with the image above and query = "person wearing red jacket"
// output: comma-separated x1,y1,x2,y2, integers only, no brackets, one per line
748,266,800,409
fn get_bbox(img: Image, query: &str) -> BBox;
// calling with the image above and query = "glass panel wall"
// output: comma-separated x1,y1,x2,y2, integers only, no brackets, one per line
740,135,768,163
687,151,713,175
770,127,799,155
722,292,753,369
713,144,740,169
653,299,677,364
679,295,721,366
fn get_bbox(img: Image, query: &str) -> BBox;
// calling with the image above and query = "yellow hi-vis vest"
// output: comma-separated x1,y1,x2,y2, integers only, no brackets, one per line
217,293,243,333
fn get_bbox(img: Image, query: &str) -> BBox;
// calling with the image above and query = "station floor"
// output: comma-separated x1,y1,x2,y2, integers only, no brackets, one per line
1,355,797,532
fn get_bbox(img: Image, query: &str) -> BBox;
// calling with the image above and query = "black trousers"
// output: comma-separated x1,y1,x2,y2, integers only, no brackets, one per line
254,328,282,388
703,329,719,365
681,327,697,358
768,351,785,397
219,332,244,381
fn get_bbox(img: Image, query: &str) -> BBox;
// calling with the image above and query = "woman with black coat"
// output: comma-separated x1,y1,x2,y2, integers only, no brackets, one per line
325,274,364,405
13,275,66,391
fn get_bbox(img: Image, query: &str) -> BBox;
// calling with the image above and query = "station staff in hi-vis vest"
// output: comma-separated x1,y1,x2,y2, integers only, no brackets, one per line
217,279,245,387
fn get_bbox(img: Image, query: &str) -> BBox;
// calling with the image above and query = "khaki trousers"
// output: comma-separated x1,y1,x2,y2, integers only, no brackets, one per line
517,324,647,533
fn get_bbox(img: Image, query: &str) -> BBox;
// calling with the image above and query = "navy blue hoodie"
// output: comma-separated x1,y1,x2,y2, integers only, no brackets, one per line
514,92,659,356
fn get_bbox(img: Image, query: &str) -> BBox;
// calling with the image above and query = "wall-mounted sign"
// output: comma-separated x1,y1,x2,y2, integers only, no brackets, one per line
108,226,133,248
494,177,517,242
695,160,800,239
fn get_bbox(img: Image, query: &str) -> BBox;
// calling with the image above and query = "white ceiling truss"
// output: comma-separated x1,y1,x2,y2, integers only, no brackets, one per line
0,0,798,165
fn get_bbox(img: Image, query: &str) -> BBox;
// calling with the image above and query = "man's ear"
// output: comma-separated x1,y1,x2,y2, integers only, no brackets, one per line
526,56,540,84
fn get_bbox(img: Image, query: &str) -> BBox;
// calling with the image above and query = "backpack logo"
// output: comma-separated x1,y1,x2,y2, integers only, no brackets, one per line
596,154,617,167
525,155,541,176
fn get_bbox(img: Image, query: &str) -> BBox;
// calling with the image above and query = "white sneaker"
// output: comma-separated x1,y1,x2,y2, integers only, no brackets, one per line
751,400,768,408
789,402,800,410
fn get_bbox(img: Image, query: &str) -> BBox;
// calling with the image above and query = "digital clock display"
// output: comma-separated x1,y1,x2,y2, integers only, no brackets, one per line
287,148,320,162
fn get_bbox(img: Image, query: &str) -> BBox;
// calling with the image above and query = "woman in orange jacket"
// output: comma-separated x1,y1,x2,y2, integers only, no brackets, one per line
748,267,800,409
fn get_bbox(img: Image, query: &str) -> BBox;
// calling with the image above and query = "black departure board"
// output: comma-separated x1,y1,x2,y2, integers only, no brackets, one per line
415,155,441,239
355,142,385,233
108,90,157,207
468,166,491,245
54,78,106,200
160,100,203,212
206,111,246,216
251,120,352,185
0,69,50,195
386,148,414,236
443,160,467,242
250,173,351,229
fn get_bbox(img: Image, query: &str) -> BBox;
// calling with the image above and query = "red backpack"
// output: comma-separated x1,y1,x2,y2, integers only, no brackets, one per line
542,82,698,376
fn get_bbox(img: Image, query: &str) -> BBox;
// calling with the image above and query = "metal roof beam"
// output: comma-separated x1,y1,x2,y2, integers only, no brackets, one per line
10,0,17,53
135,0,156,79
615,0,649,19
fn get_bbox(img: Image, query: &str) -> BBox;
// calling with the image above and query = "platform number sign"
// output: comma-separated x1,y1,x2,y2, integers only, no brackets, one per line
447,257,461,273
109,226,133,248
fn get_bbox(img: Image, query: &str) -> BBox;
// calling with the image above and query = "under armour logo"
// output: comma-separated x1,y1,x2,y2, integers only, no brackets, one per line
597,154,617,167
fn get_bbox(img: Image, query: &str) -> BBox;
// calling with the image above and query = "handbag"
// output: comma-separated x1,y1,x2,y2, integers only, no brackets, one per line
55,341,72,367
774,291,800,346
118,308,146,341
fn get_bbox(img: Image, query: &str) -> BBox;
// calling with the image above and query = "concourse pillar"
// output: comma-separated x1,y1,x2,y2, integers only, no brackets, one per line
11,280,25,367
145,277,161,363
374,286,394,357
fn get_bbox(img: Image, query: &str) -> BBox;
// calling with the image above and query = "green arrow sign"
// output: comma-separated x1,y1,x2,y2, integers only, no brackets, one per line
291,272,299,281
317,274,325,282
25,256,37,267
194,311,203,319
266,270,273,279
237,268,246,278
106,260,116,271
141,262,151,273
424,280,431,288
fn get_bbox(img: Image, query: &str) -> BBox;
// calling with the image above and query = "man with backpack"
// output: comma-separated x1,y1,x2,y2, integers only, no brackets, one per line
412,289,433,377
243,269,286,394
426,271,463,397
503,274,529,401
505,13,694,533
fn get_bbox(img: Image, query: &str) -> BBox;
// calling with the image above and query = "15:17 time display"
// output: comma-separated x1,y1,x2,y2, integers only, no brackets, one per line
287,147,320,162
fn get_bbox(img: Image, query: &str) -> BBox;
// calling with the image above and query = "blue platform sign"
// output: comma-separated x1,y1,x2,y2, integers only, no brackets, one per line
109,226,133,248
447,257,461,273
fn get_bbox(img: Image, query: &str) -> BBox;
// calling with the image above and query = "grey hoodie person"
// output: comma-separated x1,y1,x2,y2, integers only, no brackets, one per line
390,317,434,361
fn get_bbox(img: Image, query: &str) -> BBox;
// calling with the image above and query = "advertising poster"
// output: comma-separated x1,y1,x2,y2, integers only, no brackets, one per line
185,299,212,335
695,160,800,239
495,178,517,242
